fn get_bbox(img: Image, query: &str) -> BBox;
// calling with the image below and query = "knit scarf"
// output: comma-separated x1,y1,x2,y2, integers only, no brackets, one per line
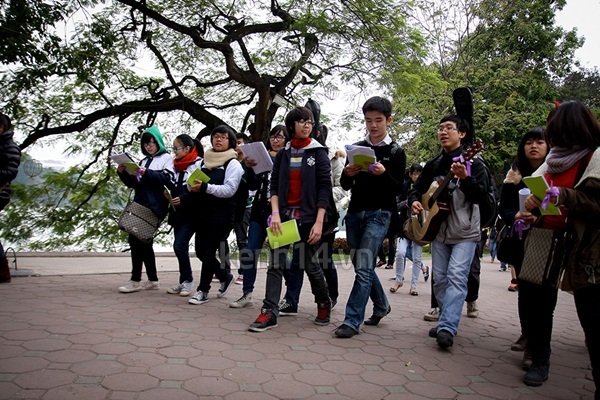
291,137,311,149
202,148,237,169
545,146,593,175
173,148,199,173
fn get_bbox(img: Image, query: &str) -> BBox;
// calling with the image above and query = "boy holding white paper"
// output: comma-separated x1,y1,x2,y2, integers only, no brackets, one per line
248,107,332,332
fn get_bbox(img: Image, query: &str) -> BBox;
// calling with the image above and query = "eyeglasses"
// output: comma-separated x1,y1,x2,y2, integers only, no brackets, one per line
212,134,229,141
172,145,185,151
437,126,458,133
295,120,314,128
143,141,156,147
270,135,285,141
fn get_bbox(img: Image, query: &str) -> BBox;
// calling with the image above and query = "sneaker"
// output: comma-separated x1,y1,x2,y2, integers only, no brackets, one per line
235,275,244,285
500,265,507,272
167,281,192,295
248,309,278,332
334,324,358,338
217,274,234,298
212,274,219,283
523,363,549,386
315,303,331,326
179,281,193,296
364,305,391,326
229,292,253,308
437,329,454,348
384,264,393,269
422,266,430,282
142,280,160,290
189,291,209,305
279,302,298,316
423,308,440,322
511,335,527,352
119,280,142,293
467,301,479,318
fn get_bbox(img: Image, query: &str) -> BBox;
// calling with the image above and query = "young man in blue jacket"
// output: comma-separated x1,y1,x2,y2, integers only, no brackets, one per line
334,97,406,338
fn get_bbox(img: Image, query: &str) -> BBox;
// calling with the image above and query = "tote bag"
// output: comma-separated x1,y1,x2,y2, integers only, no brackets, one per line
118,201,161,243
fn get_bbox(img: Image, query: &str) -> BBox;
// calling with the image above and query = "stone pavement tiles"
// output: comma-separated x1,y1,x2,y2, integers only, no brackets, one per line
0,261,595,399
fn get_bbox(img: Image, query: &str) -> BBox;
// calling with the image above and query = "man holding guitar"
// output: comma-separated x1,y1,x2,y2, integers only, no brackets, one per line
408,115,489,349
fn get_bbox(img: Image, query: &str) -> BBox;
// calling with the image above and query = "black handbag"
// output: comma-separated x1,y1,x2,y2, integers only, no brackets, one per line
118,201,161,243
496,225,525,266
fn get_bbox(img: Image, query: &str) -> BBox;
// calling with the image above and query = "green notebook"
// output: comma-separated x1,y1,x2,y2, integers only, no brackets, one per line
187,169,211,186
354,154,376,171
267,219,301,249
522,176,561,215
123,162,139,175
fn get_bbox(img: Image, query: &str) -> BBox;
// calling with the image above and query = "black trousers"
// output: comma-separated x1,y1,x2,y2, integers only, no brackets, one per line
574,285,600,399
519,279,558,363
128,235,158,282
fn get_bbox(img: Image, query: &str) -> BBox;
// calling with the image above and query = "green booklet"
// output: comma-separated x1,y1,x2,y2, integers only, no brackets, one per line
187,169,211,186
267,219,301,249
123,162,139,175
522,176,561,215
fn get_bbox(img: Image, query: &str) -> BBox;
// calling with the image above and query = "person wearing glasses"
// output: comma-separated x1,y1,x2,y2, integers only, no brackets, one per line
248,107,332,332
117,126,174,293
229,125,290,308
164,134,204,297
187,125,244,305
334,96,406,338
407,116,489,348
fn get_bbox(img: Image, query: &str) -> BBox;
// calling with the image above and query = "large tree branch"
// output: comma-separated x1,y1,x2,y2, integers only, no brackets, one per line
20,96,227,149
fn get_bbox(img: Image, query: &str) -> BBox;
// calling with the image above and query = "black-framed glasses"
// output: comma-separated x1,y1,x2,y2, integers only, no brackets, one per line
295,120,314,128
270,135,285,141
143,141,156,147
172,146,185,151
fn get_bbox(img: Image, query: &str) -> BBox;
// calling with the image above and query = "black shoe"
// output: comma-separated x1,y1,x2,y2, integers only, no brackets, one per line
217,273,234,298
334,324,358,338
248,309,278,332
364,305,391,326
315,303,331,326
523,363,549,386
436,329,454,348
279,302,298,316
428,327,438,338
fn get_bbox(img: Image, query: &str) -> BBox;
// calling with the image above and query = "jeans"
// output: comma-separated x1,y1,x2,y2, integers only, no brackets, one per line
128,235,158,282
573,285,600,399
489,237,497,259
343,210,391,332
173,222,195,283
394,238,424,288
284,232,339,307
233,207,251,274
195,223,233,293
239,221,268,294
262,223,330,315
431,240,477,336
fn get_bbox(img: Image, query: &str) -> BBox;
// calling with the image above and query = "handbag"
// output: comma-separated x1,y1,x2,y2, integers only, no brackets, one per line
519,226,567,287
118,201,161,243
403,216,429,247
496,225,525,266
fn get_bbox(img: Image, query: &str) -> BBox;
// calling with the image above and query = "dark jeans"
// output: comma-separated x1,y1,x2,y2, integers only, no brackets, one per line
262,223,330,315
128,235,158,282
196,223,233,293
284,233,339,307
173,222,195,283
573,285,600,399
233,207,251,275
519,279,559,363
239,220,268,294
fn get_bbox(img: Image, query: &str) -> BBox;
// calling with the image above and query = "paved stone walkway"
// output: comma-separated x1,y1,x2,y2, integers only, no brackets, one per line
0,253,595,399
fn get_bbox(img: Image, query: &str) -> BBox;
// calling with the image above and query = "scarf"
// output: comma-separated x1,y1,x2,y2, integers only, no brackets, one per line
173,148,199,173
291,137,311,149
545,146,593,175
203,148,237,169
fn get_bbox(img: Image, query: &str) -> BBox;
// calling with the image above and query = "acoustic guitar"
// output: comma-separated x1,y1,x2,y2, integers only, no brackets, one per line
410,140,484,242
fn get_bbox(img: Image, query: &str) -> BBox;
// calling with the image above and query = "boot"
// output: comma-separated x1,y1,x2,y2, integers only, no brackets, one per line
523,347,550,386
0,256,11,283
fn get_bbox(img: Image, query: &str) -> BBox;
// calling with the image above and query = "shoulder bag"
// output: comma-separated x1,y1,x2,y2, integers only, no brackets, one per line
519,225,569,288
118,200,161,243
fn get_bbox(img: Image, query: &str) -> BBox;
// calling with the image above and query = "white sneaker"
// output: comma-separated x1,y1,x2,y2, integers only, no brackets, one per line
229,292,252,308
189,291,209,305
142,280,160,290
167,283,184,295
180,281,193,297
467,301,479,318
119,281,142,293
423,307,440,321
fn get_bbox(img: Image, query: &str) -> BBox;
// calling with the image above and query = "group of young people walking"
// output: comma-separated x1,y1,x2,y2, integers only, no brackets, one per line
114,98,599,398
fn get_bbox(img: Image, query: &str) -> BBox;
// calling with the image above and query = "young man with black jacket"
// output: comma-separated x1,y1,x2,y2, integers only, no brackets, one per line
334,96,406,338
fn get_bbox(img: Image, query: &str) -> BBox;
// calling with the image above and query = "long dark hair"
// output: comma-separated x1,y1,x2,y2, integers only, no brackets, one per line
175,134,204,157
512,127,547,177
546,100,600,149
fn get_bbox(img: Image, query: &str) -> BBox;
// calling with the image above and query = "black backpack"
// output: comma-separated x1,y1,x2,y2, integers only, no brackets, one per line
477,156,498,229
